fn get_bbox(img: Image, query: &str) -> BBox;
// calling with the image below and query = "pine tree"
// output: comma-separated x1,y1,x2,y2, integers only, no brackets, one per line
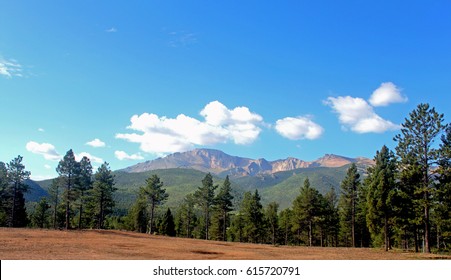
241,190,264,243
141,174,168,234
194,173,217,240
394,103,445,253
279,208,293,245
265,201,279,245
365,145,397,250
48,177,62,229
176,194,196,238
91,162,116,229
76,156,93,229
56,149,80,230
339,163,360,247
436,126,451,250
159,208,176,237
323,187,340,247
128,192,148,233
292,178,322,246
213,176,234,241
7,155,31,227
0,162,9,226
32,197,51,228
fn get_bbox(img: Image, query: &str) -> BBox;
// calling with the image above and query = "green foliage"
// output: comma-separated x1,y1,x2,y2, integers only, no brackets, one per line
211,175,234,241
158,208,176,237
194,173,218,240
31,197,51,228
240,190,265,243
265,201,279,245
6,156,31,227
56,149,79,229
89,162,116,229
394,103,446,253
339,163,360,247
365,146,397,250
140,174,168,234
291,178,324,246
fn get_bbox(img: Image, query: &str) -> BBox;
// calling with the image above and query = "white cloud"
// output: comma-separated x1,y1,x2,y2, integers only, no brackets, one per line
106,27,117,33
275,116,324,140
115,151,145,161
44,164,52,169
116,101,264,155
0,57,23,78
369,82,407,107
75,152,104,164
26,141,61,161
38,128,45,132
86,138,106,148
325,96,400,133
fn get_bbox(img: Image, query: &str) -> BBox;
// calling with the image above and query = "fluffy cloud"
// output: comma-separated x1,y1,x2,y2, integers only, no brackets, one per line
116,101,264,155
26,141,61,161
369,82,407,107
115,151,145,161
75,152,104,164
275,116,324,140
86,138,106,148
0,57,22,78
325,96,400,133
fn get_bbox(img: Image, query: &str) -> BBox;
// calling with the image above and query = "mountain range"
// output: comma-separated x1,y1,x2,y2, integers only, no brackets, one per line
122,148,373,178
28,149,374,210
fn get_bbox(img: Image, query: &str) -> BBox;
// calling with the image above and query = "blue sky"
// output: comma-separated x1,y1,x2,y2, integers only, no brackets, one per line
1,1,451,180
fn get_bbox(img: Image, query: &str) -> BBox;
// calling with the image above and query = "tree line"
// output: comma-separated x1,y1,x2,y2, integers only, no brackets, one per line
1,103,450,253
0,149,117,230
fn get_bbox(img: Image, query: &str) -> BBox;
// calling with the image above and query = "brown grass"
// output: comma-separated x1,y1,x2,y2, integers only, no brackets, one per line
0,227,448,260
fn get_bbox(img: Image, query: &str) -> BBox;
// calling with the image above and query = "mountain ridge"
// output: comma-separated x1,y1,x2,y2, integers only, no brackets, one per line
122,148,373,178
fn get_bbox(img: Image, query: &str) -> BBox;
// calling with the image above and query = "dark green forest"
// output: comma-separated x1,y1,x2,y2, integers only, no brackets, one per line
1,103,451,253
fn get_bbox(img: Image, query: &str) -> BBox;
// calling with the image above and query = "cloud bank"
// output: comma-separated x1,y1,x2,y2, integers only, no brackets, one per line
116,101,264,155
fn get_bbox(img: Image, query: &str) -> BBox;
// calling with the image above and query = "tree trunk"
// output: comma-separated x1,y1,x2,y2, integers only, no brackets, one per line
223,210,227,241
10,182,17,227
149,202,155,234
414,226,419,253
424,192,431,253
78,191,84,230
384,214,389,251
309,220,313,247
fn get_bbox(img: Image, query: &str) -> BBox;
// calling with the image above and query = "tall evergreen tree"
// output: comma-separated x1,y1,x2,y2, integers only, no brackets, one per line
141,174,168,234
394,103,445,253
128,192,148,233
265,201,279,245
436,126,451,250
91,162,116,229
365,145,397,251
7,155,31,227
0,162,9,226
292,178,322,246
213,176,234,241
176,194,197,238
48,177,62,229
194,173,217,240
76,156,93,229
279,208,293,245
31,197,51,228
56,149,80,230
159,208,176,237
339,163,360,247
322,187,340,247
241,190,264,243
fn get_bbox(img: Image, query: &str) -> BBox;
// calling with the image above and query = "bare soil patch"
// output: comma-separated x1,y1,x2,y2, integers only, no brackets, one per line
0,228,448,260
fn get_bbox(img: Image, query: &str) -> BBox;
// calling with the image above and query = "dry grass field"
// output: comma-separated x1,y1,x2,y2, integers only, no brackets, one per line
0,227,449,260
